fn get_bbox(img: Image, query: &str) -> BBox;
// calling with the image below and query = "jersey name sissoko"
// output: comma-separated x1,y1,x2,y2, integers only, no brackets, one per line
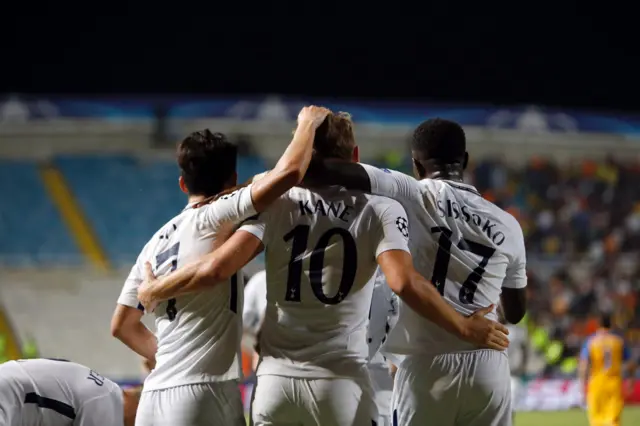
358,165,527,356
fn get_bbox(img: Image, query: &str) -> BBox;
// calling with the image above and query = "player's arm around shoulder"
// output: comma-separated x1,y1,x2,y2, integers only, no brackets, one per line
184,196,275,288
359,164,422,201
199,106,329,229
139,229,265,307
138,209,270,308
136,107,327,308
500,216,527,324
248,106,329,212
305,161,420,204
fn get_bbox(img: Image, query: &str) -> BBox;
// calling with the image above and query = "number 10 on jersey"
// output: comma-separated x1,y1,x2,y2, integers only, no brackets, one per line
283,225,357,305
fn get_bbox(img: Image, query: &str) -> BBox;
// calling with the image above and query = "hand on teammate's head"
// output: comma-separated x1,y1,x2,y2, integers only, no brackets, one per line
297,105,331,128
463,304,510,351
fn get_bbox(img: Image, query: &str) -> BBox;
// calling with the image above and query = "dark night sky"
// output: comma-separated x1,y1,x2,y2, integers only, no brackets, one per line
3,8,638,111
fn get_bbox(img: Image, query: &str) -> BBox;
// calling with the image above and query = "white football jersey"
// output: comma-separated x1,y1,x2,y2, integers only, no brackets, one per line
0,359,123,426
239,186,410,378
367,268,398,366
117,186,257,391
358,165,527,356
243,270,267,336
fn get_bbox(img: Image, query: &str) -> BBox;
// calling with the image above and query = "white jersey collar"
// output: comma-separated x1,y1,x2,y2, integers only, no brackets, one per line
424,178,481,197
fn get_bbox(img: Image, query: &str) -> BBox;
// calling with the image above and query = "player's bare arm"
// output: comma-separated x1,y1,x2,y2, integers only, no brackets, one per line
135,106,327,311
248,106,330,212
377,250,510,351
500,228,528,324
304,158,372,191
389,362,398,380
203,106,330,210
122,387,142,426
110,304,157,363
500,288,527,324
139,230,263,306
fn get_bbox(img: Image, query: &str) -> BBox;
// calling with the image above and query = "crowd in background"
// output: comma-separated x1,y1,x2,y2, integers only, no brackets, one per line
377,154,640,364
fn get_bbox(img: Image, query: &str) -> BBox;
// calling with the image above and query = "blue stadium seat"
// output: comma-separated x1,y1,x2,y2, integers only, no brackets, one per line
0,160,81,266
237,156,267,184
55,154,267,266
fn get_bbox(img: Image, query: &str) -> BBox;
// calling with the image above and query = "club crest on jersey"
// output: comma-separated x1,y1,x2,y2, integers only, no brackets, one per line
396,217,409,238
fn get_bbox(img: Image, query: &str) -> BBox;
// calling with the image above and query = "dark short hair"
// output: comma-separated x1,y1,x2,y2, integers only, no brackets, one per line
411,118,466,163
313,112,356,161
600,313,612,329
177,129,237,197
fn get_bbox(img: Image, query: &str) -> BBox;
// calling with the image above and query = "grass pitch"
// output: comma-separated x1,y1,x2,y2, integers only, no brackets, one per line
515,406,640,426
245,406,640,425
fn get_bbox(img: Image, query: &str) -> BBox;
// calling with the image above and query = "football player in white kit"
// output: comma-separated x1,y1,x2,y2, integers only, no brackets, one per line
0,358,140,426
366,269,399,426
242,267,398,426
306,118,528,425
242,269,267,370
110,105,331,426
137,113,510,426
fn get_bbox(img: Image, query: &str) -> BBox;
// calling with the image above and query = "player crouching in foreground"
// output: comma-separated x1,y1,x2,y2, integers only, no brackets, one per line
0,358,139,426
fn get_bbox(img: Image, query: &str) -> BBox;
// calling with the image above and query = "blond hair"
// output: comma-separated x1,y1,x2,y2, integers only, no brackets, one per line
312,111,356,161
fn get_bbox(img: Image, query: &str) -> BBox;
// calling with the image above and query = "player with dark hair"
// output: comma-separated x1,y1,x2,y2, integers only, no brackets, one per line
579,313,636,426
176,129,239,197
110,106,330,426
299,117,527,425
0,358,140,426
136,113,510,426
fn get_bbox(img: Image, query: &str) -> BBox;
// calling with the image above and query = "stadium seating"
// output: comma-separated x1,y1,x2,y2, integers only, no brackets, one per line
0,160,81,266
54,154,266,265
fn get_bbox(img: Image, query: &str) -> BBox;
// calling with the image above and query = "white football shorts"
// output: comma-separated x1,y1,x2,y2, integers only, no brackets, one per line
369,362,393,426
251,373,378,426
392,350,512,426
135,381,245,426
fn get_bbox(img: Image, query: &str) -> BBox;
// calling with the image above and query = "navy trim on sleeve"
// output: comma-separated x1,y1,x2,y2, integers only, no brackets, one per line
24,392,76,419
